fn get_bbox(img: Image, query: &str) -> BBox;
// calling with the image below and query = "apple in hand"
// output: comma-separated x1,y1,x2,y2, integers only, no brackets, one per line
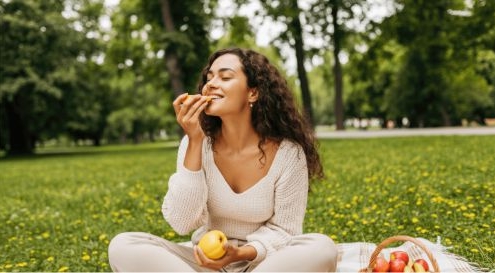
412,259,429,272
389,258,407,272
197,230,228,259
390,250,410,264
372,256,390,272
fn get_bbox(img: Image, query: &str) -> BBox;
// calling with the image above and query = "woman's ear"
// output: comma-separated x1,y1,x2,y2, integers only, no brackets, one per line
248,88,259,103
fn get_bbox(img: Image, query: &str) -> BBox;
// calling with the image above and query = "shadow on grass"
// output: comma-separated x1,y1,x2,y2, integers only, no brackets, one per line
0,141,179,162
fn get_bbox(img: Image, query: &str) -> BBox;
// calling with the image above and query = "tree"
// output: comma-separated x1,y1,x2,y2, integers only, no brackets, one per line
140,0,216,96
346,38,404,127
306,0,369,130
248,0,316,126
159,0,185,97
307,51,335,126
460,0,495,122
62,0,112,145
382,0,492,127
104,0,173,143
0,0,89,154
137,0,217,137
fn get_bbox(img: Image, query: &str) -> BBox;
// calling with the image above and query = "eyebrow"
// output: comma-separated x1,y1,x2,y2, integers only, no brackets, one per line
207,67,236,74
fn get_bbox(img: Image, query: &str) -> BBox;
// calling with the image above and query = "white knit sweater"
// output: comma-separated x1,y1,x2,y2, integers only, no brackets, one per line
162,136,309,263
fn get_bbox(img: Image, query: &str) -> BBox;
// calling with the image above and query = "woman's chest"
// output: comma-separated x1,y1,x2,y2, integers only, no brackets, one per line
212,147,276,194
205,173,276,222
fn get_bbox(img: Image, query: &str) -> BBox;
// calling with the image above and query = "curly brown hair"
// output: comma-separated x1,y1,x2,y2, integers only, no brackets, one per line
197,48,323,180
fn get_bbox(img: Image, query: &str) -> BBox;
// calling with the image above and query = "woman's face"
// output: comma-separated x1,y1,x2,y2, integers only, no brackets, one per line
202,54,255,116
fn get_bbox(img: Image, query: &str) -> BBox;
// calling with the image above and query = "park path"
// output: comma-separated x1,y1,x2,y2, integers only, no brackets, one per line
316,126,495,139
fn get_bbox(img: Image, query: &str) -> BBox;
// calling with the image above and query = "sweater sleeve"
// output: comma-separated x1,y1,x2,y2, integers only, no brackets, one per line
162,136,208,235
245,142,309,263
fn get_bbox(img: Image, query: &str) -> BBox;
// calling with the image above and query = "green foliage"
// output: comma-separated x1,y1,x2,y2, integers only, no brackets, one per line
346,39,404,124
214,15,257,49
375,0,495,127
101,0,216,142
0,136,494,271
474,50,495,119
2,0,495,156
307,52,335,125
0,0,87,153
139,0,215,91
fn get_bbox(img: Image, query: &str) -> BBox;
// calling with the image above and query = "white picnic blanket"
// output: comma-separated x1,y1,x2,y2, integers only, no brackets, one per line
336,237,487,272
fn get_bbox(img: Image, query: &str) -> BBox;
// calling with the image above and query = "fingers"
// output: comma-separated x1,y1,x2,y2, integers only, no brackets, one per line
194,245,225,271
223,242,232,253
193,245,203,265
173,94,210,126
179,95,209,122
194,246,215,267
172,93,189,115
174,94,210,114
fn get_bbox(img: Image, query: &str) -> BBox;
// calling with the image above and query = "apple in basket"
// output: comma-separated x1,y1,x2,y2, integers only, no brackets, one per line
389,258,407,272
403,264,414,272
197,230,227,259
390,250,410,264
412,259,429,272
372,256,390,272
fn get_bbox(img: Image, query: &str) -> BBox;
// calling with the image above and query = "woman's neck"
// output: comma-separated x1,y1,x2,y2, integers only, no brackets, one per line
217,118,259,153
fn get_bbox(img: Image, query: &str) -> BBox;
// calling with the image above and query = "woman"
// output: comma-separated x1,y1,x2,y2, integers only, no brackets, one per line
108,48,338,271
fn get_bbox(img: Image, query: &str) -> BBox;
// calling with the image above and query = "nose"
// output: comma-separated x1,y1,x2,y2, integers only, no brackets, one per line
206,76,220,89
202,81,214,95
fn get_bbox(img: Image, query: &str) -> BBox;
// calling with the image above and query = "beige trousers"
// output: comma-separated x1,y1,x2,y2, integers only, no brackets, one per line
108,232,338,272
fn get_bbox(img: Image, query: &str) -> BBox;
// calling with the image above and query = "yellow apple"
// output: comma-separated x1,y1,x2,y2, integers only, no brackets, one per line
197,230,227,259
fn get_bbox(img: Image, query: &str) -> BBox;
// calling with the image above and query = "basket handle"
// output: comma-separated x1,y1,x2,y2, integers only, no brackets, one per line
361,235,440,272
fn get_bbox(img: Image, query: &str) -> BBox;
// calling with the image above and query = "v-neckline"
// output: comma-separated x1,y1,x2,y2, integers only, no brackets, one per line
209,140,286,195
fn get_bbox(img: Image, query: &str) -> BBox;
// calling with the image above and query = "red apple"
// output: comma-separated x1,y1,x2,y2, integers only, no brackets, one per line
403,265,414,272
389,258,407,272
372,256,390,272
390,250,410,264
413,259,429,271
412,259,429,272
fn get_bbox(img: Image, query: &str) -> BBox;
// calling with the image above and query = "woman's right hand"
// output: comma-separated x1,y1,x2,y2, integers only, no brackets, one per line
173,93,210,141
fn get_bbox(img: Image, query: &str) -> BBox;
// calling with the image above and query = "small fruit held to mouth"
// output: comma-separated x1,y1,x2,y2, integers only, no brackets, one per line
181,94,213,105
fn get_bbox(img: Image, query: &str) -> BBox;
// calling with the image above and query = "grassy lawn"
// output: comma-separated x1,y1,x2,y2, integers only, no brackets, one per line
0,136,494,271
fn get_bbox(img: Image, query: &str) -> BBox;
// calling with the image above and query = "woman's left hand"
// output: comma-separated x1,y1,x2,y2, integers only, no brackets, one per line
193,243,240,270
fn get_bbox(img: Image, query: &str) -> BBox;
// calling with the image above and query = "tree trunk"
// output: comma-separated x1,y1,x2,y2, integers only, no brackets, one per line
439,106,451,127
160,0,185,98
160,0,187,137
332,1,345,130
290,0,314,128
5,97,33,155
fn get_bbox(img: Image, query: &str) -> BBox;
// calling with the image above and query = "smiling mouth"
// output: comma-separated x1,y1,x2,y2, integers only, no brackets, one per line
208,95,223,101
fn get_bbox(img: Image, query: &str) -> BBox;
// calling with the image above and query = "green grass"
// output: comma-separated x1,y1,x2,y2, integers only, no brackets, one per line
0,136,494,271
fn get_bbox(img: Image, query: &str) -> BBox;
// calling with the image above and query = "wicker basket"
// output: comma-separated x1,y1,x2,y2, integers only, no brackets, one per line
359,235,440,272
